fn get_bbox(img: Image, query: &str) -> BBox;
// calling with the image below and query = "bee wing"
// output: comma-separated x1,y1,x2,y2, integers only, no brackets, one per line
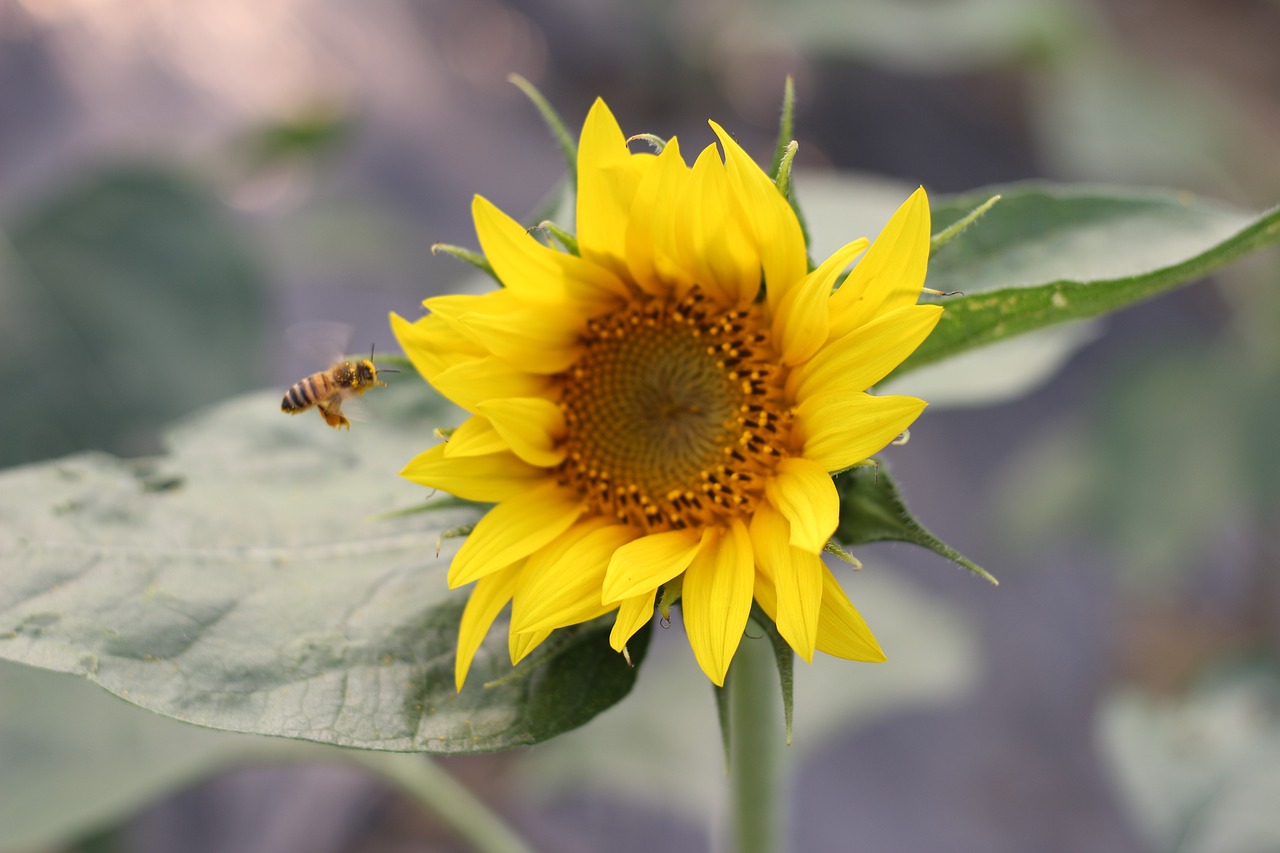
337,394,371,424
286,320,356,367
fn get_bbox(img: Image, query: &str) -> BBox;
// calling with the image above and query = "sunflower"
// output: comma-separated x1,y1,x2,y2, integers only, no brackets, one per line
391,99,940,688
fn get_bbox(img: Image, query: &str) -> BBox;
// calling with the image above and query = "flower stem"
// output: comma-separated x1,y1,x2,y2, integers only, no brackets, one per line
347,752,535,853
727,628,786,853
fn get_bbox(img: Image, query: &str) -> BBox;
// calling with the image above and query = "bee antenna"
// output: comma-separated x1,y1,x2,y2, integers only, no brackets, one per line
379,368,401,374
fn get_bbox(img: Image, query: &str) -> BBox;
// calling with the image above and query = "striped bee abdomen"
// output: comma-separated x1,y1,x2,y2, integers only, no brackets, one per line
281,371,335,413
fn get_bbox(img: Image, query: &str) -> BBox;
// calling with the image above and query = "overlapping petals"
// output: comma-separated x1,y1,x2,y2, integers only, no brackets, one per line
391,97,935,688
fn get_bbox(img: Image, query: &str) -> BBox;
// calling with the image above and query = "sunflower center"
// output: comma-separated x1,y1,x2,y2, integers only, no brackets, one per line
557,288,791,532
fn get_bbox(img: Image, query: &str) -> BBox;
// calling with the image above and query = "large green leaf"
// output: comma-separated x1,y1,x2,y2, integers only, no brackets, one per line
798,176,1280,404
0,384,649,753
898,185,1280,376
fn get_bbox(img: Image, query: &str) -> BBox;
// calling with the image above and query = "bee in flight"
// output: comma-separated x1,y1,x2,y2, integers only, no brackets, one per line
281,344,396,430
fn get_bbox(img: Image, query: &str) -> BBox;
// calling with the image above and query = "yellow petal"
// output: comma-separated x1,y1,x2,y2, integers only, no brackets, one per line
748,503,820,662
452,304,583,375
476,397,566,468
448,481,584,587
625,138,690,295
828,186,931,339
473,195,627,311
509,628,553,666
795,392,927,472
709,121,807,312
442,416,509,458
390,311,481,383
400,444,545,502
432,356,552,413
764,457,839,553
512,522,638,633
777,550,824,665
681,520,754,686
609,588,657,652
454,561,523,691
786,304,943,402
601,527,703,604
774,238,869,366
815,566,886,661
754,557,884,662
675,144,759,306
576,99,648,277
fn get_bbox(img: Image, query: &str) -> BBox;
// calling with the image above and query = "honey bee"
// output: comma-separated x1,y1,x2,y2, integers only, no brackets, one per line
281,344,394,430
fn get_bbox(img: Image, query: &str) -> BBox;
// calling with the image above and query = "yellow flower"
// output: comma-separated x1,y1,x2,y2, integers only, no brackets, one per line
391,99,940,688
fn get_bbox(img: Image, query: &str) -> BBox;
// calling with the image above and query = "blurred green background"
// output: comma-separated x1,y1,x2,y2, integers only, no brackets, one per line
2,0,1279,851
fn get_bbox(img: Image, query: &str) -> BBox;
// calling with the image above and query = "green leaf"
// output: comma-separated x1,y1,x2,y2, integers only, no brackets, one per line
894,186,1280,377
834,465,997,585
0,166,268,467
0,385,649,753
799,176,1280,406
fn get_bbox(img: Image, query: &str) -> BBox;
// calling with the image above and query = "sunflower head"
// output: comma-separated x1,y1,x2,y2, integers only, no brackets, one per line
391,99,939,688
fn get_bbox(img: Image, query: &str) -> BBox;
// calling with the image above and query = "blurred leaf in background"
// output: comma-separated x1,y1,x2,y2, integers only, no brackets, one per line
0,166,268,467
1100,663,1280,853
994,266,1280,590
0,661,257,853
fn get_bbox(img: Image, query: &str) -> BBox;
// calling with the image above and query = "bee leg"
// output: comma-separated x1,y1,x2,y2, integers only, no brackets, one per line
318,402,351,430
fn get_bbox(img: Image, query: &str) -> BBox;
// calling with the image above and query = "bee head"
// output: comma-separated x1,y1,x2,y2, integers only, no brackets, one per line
367,343,398,383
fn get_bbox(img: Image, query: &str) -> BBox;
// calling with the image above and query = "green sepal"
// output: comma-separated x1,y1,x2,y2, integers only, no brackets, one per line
833,464,998,585
628,133,667,154
367,495,475,521
767,77,814,266
750,604,796,746
430,242,497,283
768,76,796,180
773,140,799,201
534,220,580,255
657,575,683,621
713,606,796,771
930,194,1001,257
823,540,863,568
509,74,578,191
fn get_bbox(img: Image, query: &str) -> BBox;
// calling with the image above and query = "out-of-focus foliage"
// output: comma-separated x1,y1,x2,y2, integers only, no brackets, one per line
994,275,1280,587
0,661,256,852
1100,665,1280,853
744,0,1076,71
0,168,268,467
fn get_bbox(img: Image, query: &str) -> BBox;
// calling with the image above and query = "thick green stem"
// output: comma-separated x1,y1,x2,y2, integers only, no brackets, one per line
347,752,535,853
728,629,786,853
